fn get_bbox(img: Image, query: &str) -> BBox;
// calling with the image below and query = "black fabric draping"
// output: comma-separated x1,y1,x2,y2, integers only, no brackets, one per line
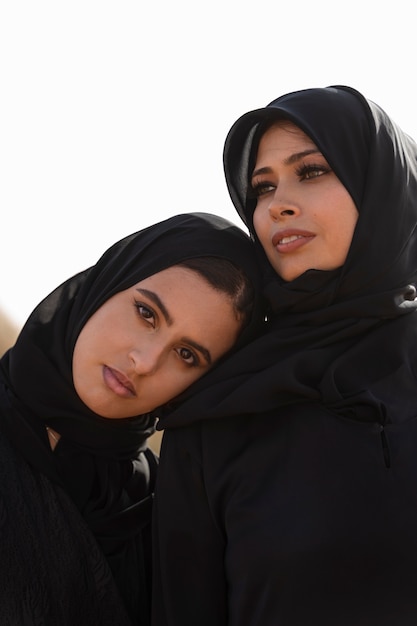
0,212,262,625
157,86,417,430
1,211,262,456
151,88,417,626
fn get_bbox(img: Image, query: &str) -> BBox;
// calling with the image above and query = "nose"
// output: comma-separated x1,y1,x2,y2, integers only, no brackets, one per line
128,345,162,376
267,189,300,221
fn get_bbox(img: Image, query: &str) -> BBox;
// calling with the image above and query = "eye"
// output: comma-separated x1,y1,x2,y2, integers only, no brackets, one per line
176,346,199,367
250,179,276,199
295,162,331,180
134,301,156,327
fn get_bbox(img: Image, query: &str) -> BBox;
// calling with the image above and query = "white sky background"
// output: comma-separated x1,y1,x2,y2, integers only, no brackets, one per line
1,0,415,326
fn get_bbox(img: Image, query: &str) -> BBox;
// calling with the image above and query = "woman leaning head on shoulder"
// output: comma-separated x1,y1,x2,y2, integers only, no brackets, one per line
0,211,264,626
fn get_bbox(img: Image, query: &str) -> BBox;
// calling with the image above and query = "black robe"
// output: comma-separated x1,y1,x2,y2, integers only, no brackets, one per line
0,212,261,625
0,401,133,625
152,88,417,625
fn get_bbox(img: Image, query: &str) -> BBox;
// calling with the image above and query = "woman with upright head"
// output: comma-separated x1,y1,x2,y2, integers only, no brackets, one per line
0,212,262,626
152,88,417,625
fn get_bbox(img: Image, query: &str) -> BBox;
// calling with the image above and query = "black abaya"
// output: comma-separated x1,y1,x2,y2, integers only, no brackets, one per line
153,88,417,625
0,212,261,625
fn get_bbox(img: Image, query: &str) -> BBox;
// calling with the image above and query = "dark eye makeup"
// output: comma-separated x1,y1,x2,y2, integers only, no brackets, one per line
133,298,202,368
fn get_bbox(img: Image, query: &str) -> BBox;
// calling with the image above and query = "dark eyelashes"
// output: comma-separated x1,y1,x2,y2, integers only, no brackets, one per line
248,180,275,199
294,162,331,178
248,162,332,198
247,182,269,200
177,347,199,367
134,300,155,322
133,299,201,368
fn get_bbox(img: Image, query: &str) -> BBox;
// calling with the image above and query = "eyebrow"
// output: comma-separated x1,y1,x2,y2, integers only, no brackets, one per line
251,149,321,179
181,337,212,366
136,287,212,365
137,288,173,324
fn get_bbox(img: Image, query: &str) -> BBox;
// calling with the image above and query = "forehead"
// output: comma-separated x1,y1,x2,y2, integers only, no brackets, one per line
133,266,233,310
257,120,317,156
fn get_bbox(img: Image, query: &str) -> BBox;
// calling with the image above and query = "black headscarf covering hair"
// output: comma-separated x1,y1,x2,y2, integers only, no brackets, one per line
158,86,417,430
0,211,261,457
0,211,263,624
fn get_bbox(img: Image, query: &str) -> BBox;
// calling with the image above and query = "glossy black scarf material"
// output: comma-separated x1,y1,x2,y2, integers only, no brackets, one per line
158,87,417,429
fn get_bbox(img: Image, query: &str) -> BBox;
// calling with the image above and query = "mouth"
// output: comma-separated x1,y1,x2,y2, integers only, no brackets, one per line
103,366,136,398
272,230,315,252
278,235,304,245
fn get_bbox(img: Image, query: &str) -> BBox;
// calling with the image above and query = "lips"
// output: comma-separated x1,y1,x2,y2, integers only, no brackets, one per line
272,229,315,253
103,366,136,398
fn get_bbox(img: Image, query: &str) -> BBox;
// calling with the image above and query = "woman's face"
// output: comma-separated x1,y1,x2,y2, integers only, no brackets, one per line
72,266,241,418
252,121,359,282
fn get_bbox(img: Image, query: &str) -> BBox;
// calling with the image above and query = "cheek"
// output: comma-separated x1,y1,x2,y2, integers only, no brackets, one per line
253,208,267,241
333,194,359,242
156,370,204,405
72,331,88,378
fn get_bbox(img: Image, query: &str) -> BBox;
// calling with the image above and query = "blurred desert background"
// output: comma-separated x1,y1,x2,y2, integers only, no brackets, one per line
0,309,19,357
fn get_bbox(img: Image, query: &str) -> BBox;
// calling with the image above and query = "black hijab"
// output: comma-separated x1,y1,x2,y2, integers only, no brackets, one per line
0,211,261,456
158,86,417,429
0,211,262,623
